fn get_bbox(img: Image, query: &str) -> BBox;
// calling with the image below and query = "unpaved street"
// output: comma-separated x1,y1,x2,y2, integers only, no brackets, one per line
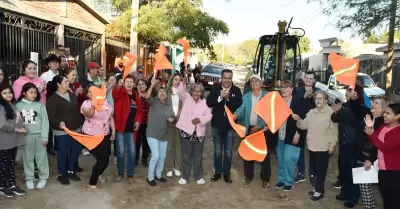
0,68,381,209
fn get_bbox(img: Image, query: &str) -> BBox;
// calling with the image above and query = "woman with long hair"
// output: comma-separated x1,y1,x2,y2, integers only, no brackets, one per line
165,73,183,177
135,79,150,167
46,75,83,185
0,86,27,198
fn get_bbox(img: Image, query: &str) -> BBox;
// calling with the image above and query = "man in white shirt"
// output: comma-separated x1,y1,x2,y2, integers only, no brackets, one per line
41,54,60,84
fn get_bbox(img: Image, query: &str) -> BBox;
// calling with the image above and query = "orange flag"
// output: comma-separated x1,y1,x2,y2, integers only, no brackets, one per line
176,37,191,68
122,52,137,80
253,91,292,134
154,44,173,72
64,127,104,150
238,130,268,162
90,83,107,111
328,52,359,88
224,105,246,138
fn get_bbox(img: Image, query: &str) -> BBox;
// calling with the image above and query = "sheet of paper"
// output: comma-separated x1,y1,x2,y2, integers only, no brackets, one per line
352,166,378,184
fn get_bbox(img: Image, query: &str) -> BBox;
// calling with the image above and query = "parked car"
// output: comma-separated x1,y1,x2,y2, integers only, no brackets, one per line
198,64,224,89
316,73,385,104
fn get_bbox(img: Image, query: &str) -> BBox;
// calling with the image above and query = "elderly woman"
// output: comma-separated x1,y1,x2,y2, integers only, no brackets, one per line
292,90,338,201
143,78,175,186
175,78,212,185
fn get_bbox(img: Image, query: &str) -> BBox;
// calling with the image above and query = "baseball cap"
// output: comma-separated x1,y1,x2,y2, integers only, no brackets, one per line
88,62,99,69
250,74,262,81
137,65,144,69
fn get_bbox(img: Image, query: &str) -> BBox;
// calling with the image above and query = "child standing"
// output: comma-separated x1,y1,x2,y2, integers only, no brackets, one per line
16,83,50,190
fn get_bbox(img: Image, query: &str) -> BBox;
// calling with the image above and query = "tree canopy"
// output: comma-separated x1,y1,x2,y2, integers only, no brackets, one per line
106,0,229,55
308,0,397,37
365,30,400,43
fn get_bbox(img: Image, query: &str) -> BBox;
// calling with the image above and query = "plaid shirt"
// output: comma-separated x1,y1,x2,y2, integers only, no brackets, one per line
140,96,150,124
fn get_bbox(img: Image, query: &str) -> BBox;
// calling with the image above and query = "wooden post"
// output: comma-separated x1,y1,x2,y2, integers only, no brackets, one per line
386,0,398,96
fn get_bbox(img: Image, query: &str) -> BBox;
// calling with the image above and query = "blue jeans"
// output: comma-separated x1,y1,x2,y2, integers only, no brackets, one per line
298,148,314,178
276,140,300,186
212,127,234,176
55,134,82,175
147,137,168,181
116,132,135,176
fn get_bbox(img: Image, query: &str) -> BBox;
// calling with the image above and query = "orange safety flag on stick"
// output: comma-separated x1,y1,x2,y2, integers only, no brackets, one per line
224,105,246,138
238,130,268,162
90,83,107,111
328,52,360,88
253,91,292,134
176,37,191,68
154,44,173,72
122,52,137,80
64,127,104,150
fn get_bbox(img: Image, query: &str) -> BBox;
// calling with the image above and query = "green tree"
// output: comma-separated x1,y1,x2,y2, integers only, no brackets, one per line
106,0,229,55
285,30,311,59
365,30,400,43
210,44,235,64
237,39,259,64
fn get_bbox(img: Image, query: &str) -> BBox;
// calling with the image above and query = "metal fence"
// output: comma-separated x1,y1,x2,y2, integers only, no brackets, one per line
0,10,56,81
64,26,101,80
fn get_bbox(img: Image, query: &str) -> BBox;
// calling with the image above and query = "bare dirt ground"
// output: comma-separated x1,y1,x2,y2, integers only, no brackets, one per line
0,68,382,209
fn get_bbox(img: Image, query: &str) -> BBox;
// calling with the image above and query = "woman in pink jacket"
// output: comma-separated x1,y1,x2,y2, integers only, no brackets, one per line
175,79,212,185
13,60,47,104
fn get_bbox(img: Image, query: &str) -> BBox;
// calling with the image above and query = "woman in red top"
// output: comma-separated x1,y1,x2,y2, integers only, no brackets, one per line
365,103,400,209
135,79,150,167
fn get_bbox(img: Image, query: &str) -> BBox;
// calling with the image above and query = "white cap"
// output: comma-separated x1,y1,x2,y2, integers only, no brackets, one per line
250,74,262,81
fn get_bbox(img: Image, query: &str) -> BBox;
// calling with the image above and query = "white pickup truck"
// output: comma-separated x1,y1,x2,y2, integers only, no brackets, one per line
315,73,385,104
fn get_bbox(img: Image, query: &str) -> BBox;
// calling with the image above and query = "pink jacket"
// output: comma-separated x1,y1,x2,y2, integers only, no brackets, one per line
175,83,212,137
13,76,47,104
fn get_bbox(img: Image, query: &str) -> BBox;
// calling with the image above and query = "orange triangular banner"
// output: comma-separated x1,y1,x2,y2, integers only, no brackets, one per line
238,130,268,162
123,52,137,80
176,37,191,68
329,52,359,88
154,44,173,72
224,105,246,138
64,127,104,150
90,83,107,111
253,91,292,134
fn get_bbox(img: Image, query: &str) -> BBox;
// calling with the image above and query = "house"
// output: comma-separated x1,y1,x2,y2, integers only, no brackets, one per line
0,0,110,78
376,42,400,58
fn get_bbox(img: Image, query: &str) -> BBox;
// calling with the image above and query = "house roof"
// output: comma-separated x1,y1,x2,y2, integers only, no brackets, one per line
318,37,339,43
375,42,400,52
76,0,110,24
353,54,386,61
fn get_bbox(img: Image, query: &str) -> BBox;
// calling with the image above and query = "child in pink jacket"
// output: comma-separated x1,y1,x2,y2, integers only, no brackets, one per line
175,82,212,185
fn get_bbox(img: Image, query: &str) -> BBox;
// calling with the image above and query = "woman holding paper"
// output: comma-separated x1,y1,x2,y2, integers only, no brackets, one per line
81,85,115,191
292,90,338,201
46,75,84,185
365,103,400,209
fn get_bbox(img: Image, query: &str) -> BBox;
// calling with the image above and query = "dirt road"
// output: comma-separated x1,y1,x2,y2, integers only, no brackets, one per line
0,68,381,209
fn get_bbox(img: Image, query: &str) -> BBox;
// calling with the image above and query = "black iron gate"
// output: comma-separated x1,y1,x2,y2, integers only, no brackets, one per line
64,27,101,80
0,10,56,82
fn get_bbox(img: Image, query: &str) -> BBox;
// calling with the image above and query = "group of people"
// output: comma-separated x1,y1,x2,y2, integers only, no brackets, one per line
0,53,399,209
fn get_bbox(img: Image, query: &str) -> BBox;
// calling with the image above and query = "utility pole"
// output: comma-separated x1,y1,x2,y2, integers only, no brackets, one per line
221,44,225,63
130,0,139,72
386,0,398,96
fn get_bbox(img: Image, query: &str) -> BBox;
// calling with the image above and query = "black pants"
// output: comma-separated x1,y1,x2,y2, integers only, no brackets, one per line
136,124,150,163
243,130,271,181
337,154,341,183
89,134,111,186
379,170,400,209
309,151,330,194
339,141,359,204
0,147,17,188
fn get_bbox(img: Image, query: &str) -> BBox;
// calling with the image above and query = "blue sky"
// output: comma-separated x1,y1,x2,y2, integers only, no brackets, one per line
202,0,360,47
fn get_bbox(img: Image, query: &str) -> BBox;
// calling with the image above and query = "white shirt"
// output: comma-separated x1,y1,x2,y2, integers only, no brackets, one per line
250,93,261,126
171,87,180,116
40,70,59,83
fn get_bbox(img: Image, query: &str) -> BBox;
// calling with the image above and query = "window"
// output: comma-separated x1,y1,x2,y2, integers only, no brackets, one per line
203,66,223,74
328,76,336,89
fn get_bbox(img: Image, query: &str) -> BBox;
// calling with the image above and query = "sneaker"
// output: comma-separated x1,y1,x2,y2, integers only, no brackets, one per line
223,175,232,184
242,178,252,186
283,185,294,191
332,180,341,189
0,187,14,198
82,149,90,156
147,179,157,186
10,186,26,196
178,178,187,185
174,169,181,177
26,181,35,190
115,175,124,182
166,171,173,177
196,178,206,185
68,172,81,181
57,175,70,185
262,180,271,188
155,176,168,183
275,181,285,189
210,173,222,182
295,174,306,183
36,180,47,189
98,175,106,183
85,185,99,192
127,176,135,184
